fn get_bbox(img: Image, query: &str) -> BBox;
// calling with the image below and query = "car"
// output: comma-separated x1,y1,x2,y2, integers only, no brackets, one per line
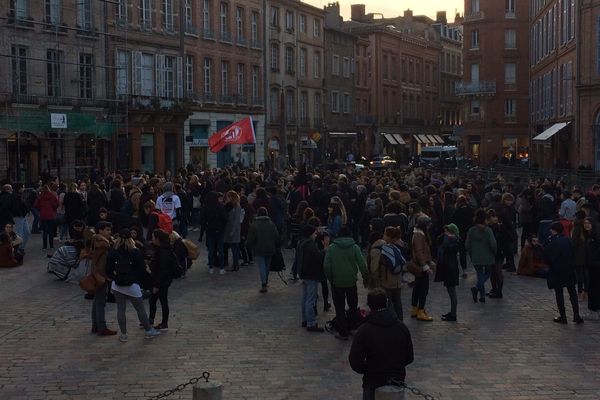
369,156,397,169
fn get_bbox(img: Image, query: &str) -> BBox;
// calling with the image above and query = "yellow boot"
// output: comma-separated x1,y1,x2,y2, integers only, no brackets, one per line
410,306,418,318
417,309,433,321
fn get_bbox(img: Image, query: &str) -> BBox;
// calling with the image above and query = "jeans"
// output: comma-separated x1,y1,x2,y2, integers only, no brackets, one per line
322,279,330,304
491,262,504,294
331,285,359,336
555,285,580,318
240,238,252,263
226,242,241,267
177,217,188,238
13,216,29,251
114,291,151,334
301,279,320,326
91,282,109,330
411,274,429,309
40,219,55,249
255,255,272,286
206,234,224,269
474,265,491,299
149,285,170,325
384,287,403,321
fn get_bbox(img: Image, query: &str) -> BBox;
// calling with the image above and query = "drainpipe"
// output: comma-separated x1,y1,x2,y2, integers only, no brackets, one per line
576,0,582,167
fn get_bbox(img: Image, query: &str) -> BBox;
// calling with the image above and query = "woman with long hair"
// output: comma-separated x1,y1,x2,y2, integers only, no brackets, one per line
223,190,242,271
410,216,434,321
149,229,177,330
327,196,348,239
106,229,160,342
33,185,59,252
200,191,227,274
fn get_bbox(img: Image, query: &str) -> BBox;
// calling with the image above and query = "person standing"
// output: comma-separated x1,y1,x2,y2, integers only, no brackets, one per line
149,229,177,331
410,216,435,321
435,224,460,321
90,221,117,336
0,184,14,228
223,191,242,271
200,191,227,275
324,227,369,340
63,183,86,236
246,207,280,293
466,209,497,303
583,218,600,320
349,288,414,400
106,229,160,342
298,225,326,332
10,183,29,253
33,185,59,252
544,222,584,324
487,209,509,299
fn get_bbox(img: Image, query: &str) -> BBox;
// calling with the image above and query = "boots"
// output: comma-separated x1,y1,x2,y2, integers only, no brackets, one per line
410,306,418,318
416,309,433,321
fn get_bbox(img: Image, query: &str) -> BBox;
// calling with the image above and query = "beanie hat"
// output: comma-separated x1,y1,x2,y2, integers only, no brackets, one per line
444,223,460,237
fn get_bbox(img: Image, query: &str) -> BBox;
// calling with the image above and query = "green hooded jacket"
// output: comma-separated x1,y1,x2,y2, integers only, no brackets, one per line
324,237,368,288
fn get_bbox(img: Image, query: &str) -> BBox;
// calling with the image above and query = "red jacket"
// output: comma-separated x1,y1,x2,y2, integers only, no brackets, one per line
34,191,59,221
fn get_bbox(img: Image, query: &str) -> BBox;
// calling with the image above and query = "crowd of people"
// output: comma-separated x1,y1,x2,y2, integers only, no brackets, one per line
2,164,600,396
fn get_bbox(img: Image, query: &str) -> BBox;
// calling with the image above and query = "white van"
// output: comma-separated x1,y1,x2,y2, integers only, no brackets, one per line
419,146,458,166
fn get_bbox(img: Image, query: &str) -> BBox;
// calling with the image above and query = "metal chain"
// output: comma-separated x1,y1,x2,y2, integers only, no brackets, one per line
146,372,210,400
389,379,439,400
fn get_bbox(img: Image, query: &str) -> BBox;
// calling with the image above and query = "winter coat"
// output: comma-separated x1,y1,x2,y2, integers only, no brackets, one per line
150,245,176,288
450,205,474,242
86,190,107,226
434,234,459,287
411,228,432,269
223,204,242,244
349,309,414,388
105,248,147,285
33,191,59,221
246,216,280,257
465,225,497,266
543,234,576,289
324,237,368,288
584,232,600,268
201,203,227,237
10,192,29,218
63,192,86,224
90,234,111,279
489,222,510,263
538,193,557,221
109,188,126,213
369,239,401,289
298,237,326,281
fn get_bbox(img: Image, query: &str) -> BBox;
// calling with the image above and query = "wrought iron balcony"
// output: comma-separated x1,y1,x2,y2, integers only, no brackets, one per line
185,23,198,35
455,80,496,96
251,39,262,49
251,96,264,106
203,29,215,40
464,11,485,22
220,31,232,43
236,36,247,46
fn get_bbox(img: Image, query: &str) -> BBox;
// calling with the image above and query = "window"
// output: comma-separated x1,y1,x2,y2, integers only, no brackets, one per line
163,0,174,31
332,54,340,76
505,63,516,84
163,56,176,98
204,58,212,96
505,98,516,117
300,91,308,122
252,66,259,99
342,57,350,78
46,0,61,25
285,10,293,31
331,91,339,113
46,49,61,97
299,48,307,77
471,30,479,49
343,92,350,114
471,0,479,13
505,0,515,18
271,44,279,71
138,53,154,96
77,0,91,30
313,51,321,78
184,0,192,30
236,7,244,41
270,89,279,121
285,46,294,74
220,2,229,40
285,90,295,122
313,18,320,37
79,53,93,99
471,63,479,82
251,12,259,45
185,55,194,94
299,14,306,33
140,0,152,28
382,54,388,79
314,93,321,122
221,60,228,96
505,29,516,49
203,0,211,34
11,0,29,19
270,6,279,26
11,45,27,95
470,99,480,114
116,50,130,95
237,63,244,97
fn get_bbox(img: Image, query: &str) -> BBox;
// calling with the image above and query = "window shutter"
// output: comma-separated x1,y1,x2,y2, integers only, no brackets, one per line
132,51,142,95
156,54,165,97
176,56,183,98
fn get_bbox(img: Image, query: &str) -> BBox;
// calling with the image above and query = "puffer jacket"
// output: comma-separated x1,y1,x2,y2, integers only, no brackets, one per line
466,224,497,266
324,237,368,287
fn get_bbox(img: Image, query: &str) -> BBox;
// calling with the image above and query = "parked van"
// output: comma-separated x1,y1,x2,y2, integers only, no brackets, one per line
419,146,458,167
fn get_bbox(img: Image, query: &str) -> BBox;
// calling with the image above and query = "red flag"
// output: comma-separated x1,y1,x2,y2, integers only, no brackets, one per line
208,116,256,153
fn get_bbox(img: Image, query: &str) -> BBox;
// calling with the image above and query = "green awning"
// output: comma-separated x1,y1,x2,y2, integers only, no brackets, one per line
0,110,118,138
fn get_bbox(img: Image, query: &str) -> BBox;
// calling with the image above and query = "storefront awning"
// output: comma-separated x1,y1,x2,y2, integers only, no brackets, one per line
393,134,406,145
532,122,571,141
413,135,423,144
418,135,431,144
426,135,438,144
383,134,399,145
431,135,444,144
329,132,357,138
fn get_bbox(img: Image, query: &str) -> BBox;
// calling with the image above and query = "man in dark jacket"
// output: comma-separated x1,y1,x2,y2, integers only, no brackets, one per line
349,288,414,400
10,183,29,252
543,222,584,324
0,184,14,228
298,225,326,332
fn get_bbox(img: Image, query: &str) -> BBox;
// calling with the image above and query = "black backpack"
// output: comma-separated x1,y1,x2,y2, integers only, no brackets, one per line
114,252,135,286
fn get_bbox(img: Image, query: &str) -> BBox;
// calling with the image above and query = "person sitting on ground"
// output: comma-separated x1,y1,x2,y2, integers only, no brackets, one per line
517,235,549,278
4,223,24,263
349,288,414,400
0,231,21,267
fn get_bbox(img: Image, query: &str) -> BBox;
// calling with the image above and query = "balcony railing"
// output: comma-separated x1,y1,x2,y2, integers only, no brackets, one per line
236,36,247,46
220,31,232,43
220,94,233,104
203,29,215,40
6,14,35,28
235,95,247,105
455,80,496,96
251,96,263,106
185,23,197,35
204,92,215,103
465,11,485,22
251,39,262,49
403,118,425,127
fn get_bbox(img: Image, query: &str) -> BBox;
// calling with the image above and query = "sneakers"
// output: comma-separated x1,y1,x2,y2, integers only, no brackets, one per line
441,313,457,322
97,328,117,336
145,328,161,339
154,323,169,331
553,316,568,324
219,269,226,275
119,334,128,343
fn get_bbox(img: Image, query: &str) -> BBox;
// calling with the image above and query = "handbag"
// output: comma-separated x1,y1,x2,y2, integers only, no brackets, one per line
406,261,422,277
79,271,106,293
269,249,286,272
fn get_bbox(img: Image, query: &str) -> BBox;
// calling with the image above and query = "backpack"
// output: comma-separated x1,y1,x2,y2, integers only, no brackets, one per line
114,252,135,286
375,243,408,275
152,211,173,233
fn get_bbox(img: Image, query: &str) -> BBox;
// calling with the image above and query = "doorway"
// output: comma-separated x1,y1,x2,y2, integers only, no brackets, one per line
7,132,40,184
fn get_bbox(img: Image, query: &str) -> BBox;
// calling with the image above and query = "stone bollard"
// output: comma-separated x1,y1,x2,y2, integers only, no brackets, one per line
374,385,405,400
192,380,223,400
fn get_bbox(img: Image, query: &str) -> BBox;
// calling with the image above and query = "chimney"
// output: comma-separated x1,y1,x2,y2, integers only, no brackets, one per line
351,4,366,22
404,9,413,18
436,11,447,23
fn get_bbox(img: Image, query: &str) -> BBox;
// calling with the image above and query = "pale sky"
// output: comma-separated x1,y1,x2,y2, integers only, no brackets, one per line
305,0,464,23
